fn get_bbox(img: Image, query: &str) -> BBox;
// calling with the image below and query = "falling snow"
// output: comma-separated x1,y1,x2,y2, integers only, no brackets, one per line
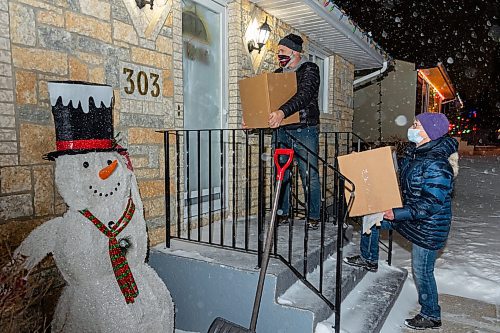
336,0,500,136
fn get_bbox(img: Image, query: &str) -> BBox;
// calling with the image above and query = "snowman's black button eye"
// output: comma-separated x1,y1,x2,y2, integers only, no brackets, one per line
83,162,89,168
107,160,112,165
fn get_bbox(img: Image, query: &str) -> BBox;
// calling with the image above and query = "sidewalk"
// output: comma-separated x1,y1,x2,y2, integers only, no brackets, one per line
402,294,500,333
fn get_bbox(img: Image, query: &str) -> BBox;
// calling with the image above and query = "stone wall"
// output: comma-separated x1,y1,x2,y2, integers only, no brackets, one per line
0,0,175,248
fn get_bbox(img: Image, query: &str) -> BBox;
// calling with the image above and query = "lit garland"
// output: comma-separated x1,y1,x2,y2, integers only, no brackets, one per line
418,70,446,100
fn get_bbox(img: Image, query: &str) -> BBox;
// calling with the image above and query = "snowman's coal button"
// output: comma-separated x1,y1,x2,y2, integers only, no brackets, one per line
119,238,131,255
108,221,114,228
119,239,130,248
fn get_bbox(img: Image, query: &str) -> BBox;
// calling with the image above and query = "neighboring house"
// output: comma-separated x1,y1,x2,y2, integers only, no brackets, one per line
353,60,461,142
416,62,462,116
0,0,388,246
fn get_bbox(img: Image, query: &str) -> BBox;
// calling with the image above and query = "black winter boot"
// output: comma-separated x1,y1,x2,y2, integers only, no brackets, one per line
343,255,378,272
277,216,290,226
307,219,319,230
404,314,442,330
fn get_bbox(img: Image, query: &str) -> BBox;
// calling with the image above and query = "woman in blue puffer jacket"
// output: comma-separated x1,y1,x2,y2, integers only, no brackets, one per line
344,112,458,330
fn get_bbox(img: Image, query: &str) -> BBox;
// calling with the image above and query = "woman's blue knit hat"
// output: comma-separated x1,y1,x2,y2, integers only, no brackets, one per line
416,112,450,140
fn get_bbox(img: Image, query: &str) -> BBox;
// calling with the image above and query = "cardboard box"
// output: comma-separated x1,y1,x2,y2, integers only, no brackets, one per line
337,146,403,217
239,72,300,128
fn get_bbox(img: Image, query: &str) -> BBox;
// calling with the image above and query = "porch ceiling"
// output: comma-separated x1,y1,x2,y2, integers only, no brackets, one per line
250,0,388,70
419,64,456,100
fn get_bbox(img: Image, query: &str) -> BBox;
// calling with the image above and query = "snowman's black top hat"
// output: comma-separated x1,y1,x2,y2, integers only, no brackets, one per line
45,81,125,160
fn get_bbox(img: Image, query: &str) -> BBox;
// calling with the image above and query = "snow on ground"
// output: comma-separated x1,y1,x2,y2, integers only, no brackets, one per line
434,156,500,303
319,156,500,333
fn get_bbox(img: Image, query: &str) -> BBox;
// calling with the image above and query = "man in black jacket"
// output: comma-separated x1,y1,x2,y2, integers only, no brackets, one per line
269,34,321,229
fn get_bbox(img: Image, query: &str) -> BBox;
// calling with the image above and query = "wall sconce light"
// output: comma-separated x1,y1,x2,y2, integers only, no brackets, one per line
136,0,154,10
248,17,272,53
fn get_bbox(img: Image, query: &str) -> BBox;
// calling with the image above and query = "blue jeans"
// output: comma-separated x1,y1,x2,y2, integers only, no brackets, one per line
361,221,441,320
274,126,320,220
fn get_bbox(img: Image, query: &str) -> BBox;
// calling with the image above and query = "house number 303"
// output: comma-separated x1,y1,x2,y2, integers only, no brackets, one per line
122,68,160,97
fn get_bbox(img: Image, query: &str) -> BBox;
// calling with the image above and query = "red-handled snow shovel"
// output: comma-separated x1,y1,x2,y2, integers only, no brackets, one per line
208,148,295,333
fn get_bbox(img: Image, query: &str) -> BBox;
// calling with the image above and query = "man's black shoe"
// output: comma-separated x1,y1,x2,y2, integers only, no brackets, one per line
307,219,319,230
404,314,442,330
343,255,378,272
277,216,289,226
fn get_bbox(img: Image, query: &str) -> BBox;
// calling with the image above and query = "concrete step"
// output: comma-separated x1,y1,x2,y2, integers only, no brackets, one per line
149,219,405,333
170,216,345,298
150,241,316,333
278,254,368,328
272,219,343,297
286,259,408,333
329,262,408,333
149,238,382,332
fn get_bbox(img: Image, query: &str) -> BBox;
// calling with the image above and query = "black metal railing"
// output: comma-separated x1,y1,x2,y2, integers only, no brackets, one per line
273,129,355,332
318,131,394,265
160,128,389,333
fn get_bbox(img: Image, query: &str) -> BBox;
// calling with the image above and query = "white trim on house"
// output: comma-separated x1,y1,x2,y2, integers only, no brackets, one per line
250,0,388,70
308,51,330,114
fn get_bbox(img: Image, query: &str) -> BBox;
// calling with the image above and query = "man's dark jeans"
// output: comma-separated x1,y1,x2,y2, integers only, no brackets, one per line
274,125,320,220
361,221,441,320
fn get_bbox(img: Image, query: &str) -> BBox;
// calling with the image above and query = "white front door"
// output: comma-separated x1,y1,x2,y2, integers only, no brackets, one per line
182,0,227,215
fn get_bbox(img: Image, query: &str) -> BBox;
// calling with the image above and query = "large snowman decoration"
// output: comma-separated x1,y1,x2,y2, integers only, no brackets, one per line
15,81,174,332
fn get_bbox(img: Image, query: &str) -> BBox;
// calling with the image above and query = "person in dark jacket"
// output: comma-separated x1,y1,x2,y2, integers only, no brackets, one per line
269,33,321,229
344,112,459,330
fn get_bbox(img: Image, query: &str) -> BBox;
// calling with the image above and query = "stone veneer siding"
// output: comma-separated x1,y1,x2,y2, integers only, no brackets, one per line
0,0,175,248
0,0,355,250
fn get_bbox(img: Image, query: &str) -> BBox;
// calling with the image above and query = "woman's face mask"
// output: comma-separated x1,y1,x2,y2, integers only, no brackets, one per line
278,52,294,68
407,128,424,144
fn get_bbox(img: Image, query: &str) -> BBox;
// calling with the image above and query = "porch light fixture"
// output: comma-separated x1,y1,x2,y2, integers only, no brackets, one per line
136,0,154,10
248,17,272,53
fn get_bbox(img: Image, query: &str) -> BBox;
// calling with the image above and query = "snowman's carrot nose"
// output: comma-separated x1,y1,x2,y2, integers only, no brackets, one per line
99,160,118,180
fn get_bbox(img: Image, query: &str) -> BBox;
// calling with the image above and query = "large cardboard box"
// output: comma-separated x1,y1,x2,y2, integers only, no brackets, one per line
239,72,300,128
337,146,403,217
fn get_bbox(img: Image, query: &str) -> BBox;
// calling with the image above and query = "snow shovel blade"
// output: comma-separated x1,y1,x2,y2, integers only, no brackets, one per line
208,317,254,333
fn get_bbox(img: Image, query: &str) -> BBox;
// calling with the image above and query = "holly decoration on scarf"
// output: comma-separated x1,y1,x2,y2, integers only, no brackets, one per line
79,196,138,304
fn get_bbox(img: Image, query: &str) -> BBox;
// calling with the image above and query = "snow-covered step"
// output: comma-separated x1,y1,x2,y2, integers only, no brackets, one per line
278,255,367,327
317,263,408,333
279,256,407,333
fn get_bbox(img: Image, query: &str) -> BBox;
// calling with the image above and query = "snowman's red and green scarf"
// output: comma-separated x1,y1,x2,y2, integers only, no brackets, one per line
79,197,139,304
